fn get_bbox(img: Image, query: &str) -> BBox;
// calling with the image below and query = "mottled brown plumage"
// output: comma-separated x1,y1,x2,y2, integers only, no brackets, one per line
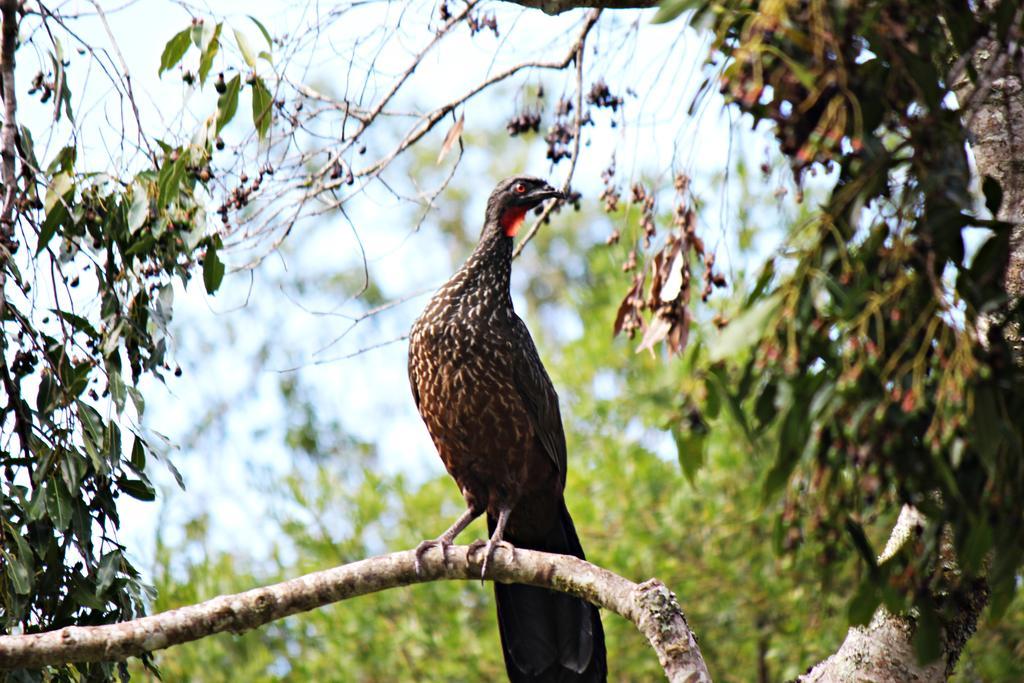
408,177,606,682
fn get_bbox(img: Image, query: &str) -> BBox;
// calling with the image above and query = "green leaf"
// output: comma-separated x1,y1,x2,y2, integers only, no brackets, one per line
708,294,781,362
60,450,86,490
159,28,192,76
913,598,942,663
753,382,777,428
961,520,992,574
18,124,39,174
249,15,272,46
82,430,105,474
191,21,206,48
70,579,107,610
652,0,701,24
35,370,54,413
672,418,708,484
216,74,242,134
203,242,226,294
848,580,881,625
706,366,754,444
52,308,99,339
127,386,146,417
50,43,74,122
747,258,776,305
96,550,122,594
25,484,47,521
198,23,222,86
125,233,156,257
157,154,187,208
128,183,149,234
109,370,127,414
234,28,256,68
45,479,73,532
37,203,67,254
76,400,104,442
982,175,1003,216
120,477,156,502
251,76,273,139
0,545,32,595
763,400,806,500
845,519,878,570
131,436,147,471
44,171,74,213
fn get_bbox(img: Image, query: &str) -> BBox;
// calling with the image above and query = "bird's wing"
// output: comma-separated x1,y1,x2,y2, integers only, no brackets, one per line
407,347,422,410
511,318,568,483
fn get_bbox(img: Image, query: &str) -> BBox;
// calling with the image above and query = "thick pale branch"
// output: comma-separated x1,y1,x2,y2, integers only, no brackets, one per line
0,0,17,229
503,0,656,14
0,546,711,682
798,506,940,682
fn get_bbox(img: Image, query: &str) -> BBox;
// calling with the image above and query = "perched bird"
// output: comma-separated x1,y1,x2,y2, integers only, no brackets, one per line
408,176,607,682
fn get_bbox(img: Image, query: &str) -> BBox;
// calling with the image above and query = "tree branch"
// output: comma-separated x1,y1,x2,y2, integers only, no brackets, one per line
0,0,20,308
502,0,657,15
0,546,711,682
798,506,946,682
0,0,18,230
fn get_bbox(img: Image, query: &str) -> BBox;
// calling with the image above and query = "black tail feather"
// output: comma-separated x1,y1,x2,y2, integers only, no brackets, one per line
490,502,607,682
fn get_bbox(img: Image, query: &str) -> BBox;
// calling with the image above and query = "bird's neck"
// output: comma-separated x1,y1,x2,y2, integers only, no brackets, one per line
454,230,513,307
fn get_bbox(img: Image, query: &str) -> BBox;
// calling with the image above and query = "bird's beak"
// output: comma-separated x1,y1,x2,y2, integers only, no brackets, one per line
528,184,564,203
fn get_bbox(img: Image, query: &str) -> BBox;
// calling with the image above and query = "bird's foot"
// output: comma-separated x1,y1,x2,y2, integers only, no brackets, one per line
414,538,454,576
469,538,516,581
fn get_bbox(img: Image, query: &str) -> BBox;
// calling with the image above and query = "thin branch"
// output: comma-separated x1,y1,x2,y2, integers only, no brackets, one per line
513,8,595,259
0,546,711,682
351,8,602,183
87,0,155,162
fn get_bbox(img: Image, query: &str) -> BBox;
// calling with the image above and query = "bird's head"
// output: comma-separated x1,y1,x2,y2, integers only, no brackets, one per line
484,176,563,239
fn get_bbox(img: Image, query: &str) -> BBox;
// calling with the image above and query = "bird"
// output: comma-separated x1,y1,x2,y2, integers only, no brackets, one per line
407,175,607,682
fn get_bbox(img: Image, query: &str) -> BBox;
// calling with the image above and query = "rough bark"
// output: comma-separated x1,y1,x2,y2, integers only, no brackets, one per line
954,6,1024,354
0,0,17,228
0,0,20,317
797,507,948,683
0,545,711,682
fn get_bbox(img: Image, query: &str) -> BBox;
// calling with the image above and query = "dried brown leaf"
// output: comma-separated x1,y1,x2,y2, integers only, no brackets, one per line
437,113,465,164
659,248,686,302
636,312,672,354
614,272,645,337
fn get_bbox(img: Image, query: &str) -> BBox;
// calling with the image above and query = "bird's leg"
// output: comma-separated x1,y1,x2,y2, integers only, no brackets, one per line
415,506,480,575
472,507,515,581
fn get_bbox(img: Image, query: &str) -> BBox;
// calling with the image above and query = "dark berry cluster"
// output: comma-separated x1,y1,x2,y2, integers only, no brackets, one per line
217,164,275,224
586,79,623,112
467,11,498,36
506,111,541,136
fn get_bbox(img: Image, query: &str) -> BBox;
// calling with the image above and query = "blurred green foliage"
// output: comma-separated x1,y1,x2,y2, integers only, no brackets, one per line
136,180,1022,679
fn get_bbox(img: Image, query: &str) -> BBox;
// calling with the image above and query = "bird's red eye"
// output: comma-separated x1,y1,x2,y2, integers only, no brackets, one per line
514,183,526,194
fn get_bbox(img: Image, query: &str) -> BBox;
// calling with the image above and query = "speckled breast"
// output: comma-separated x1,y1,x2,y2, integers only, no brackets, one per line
409,304,536,511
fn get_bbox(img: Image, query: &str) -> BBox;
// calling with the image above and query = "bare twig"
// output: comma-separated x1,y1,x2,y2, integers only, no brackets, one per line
87,0,155,162
350,8,602,184
0,545,711,682
512,9,597,259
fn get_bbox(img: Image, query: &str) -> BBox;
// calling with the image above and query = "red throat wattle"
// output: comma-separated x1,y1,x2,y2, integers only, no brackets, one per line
500,207,528,237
